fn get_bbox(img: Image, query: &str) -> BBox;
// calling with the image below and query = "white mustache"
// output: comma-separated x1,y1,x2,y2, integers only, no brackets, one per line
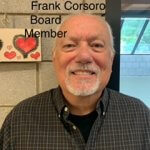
66,64,100,75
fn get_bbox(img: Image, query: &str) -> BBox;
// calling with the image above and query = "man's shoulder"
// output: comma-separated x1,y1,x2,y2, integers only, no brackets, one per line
0,87,61,144
107,88,149,113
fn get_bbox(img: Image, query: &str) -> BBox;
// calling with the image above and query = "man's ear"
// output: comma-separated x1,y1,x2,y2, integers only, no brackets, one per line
111,48,115,63
51,50,56,61
111,54,115,63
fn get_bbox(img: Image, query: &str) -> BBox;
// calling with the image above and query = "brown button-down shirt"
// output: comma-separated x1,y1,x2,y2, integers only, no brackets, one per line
0,87,150,150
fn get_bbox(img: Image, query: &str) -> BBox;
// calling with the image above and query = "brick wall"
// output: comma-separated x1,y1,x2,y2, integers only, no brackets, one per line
0,0,105,127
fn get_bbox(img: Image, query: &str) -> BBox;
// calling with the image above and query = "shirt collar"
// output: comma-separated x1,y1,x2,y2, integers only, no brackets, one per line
52,86,67,116
52,86,109,117
96,88,109,116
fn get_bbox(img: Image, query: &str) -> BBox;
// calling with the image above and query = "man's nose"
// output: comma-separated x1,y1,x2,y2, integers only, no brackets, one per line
75,43,93,64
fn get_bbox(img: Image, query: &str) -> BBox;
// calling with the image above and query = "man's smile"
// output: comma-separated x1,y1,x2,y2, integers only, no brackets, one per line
71,70,96,75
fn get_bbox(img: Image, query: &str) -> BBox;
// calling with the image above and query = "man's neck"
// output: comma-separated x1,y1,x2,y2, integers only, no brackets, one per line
62,89,102,116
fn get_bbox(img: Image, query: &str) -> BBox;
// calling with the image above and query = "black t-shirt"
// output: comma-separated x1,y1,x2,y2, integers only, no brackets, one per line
68,110,98,143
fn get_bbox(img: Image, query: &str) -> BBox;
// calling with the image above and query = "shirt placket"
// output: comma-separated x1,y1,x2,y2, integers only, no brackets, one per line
62,106,86,150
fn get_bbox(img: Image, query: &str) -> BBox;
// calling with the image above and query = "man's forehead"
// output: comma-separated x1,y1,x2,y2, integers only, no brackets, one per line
61,14,105,25
65,24,108,42
64,33,106,42
62,16,105,28
59,15,107,34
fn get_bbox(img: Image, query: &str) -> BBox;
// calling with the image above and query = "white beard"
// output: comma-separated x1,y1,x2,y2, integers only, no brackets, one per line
65,64,101,96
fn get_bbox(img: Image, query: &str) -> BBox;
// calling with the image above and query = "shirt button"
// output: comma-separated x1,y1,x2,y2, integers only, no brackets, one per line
72,125,77,130
64,107,68,112
58,114,61,118
103,112,105,116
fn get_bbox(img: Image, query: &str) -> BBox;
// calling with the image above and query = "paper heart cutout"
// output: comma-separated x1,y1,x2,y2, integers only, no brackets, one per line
31,52,40,60
4,51,16,59
16,37,36,53
13,35,39,58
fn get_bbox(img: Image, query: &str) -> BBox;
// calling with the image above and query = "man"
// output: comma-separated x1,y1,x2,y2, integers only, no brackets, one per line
0,14,149,150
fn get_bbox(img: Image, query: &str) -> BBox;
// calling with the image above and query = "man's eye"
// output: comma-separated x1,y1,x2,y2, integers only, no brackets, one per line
91,43,104,48
64,44,75,48
63,43,76,51
90,42,105,52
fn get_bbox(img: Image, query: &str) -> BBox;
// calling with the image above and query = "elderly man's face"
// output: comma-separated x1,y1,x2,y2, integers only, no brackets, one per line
53,15,114,97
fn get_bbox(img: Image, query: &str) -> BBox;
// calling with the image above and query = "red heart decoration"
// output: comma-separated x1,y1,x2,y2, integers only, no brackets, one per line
31,52,40,60
16,37,37,53
4,51,16,59
13,35,39,58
